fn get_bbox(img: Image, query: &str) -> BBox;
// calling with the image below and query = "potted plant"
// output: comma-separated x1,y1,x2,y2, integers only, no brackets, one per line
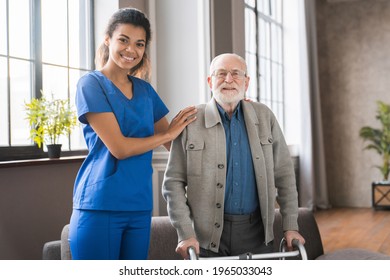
359,100,390,209
24,91,78,158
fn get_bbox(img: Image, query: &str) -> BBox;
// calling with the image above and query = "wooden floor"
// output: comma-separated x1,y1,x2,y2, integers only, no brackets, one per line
313,207,390,255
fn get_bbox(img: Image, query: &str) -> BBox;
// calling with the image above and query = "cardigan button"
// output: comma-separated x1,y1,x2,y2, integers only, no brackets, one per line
188,144,195,149
218,164,224,169
217,183,223,188
268,137,273,143
215,222,220,228
216,203,221,208
211,242,216,248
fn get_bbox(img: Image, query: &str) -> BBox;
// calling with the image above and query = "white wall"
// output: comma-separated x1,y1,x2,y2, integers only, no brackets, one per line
94,0,119,52
153,0,210,119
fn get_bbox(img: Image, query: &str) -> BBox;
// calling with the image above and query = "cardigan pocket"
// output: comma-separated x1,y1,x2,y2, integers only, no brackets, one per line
260,135,274,164
186,139,204,176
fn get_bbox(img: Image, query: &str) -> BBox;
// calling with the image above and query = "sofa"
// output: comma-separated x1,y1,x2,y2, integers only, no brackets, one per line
42,208,390,260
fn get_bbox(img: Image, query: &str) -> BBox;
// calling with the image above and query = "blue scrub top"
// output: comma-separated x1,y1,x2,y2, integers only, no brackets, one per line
73,71,169,211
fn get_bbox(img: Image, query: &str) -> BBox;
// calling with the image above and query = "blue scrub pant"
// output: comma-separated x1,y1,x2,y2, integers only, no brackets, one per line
68,209,152,260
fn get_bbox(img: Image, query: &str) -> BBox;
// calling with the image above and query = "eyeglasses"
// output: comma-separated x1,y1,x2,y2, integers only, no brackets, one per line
211,69,246,80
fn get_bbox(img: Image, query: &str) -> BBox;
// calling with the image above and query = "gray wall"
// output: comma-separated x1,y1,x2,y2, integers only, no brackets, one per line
3,0,390,260
316,0,390,207
0,161,80,259
210,0,245,58
153,0,206,118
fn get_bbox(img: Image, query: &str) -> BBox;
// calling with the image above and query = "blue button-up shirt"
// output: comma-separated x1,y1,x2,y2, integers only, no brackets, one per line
217,101,259,215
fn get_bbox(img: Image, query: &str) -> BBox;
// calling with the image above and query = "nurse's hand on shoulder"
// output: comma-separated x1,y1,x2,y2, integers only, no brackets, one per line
167,106,197,140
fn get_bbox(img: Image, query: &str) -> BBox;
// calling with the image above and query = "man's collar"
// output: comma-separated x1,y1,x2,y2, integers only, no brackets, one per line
205,98,261,128
216,101,242,121
205,99,222,128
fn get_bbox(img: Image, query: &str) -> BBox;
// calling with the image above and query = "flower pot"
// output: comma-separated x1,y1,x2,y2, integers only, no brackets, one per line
372,181,390,210
47,144,62,159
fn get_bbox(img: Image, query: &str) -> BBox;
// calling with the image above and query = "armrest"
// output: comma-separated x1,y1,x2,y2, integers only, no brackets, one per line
274,207,324,260
42,240,61,260
148,216,181,260
61,225,72,260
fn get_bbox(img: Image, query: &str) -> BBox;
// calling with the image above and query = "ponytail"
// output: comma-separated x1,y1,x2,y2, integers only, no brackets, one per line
129,53,151,82
95,43,109,70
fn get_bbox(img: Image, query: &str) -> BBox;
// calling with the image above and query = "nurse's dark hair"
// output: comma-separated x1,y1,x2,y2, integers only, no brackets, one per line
95,8,152,81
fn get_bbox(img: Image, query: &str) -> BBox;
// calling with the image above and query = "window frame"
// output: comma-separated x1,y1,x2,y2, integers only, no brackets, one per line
0,0,93,161
244,0,285,130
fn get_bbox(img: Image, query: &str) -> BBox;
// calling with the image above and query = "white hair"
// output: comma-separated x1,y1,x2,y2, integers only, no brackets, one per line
209,53,247,74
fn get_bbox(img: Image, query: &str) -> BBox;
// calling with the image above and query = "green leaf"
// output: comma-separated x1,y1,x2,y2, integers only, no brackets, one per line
360,101,390,180
24,91,78,147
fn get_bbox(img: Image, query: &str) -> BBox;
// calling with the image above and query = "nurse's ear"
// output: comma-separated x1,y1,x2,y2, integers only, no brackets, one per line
104,35,110,47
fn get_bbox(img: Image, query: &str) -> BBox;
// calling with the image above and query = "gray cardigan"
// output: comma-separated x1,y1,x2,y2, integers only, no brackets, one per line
162,98,299,253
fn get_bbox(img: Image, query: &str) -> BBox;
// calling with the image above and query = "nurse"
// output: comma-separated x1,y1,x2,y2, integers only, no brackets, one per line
68,8,197,260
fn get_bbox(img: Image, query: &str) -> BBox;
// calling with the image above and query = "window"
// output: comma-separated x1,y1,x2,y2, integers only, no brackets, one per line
245,0,285,130
0,0,93,160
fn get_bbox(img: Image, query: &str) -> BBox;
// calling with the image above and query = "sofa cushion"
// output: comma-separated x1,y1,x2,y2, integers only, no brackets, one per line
59,217,180,260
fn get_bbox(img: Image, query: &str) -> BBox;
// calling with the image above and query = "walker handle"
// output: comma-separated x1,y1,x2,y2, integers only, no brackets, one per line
187,246,199,260
292,239,308,260
279,238,308,260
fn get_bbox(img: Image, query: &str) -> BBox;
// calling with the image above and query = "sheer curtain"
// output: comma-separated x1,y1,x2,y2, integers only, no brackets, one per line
298,0,331,210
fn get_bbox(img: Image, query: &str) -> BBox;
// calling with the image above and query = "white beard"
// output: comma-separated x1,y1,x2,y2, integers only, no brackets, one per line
212,86,245,105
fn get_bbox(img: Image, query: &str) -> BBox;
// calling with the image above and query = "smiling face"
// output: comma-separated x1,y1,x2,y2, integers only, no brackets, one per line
105,23,146,71
207,54,250,106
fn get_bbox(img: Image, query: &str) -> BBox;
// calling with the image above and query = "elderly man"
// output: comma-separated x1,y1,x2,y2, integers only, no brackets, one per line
162,53,305,259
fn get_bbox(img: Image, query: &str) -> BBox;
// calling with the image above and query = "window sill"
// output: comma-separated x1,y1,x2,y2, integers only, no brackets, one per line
0,155,86,169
